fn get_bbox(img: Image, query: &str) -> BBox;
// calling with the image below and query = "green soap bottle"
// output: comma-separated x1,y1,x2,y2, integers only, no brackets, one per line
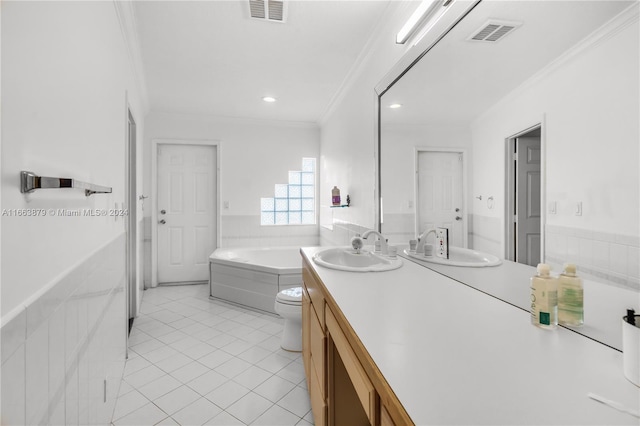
558,263,584,327
530,263,557,329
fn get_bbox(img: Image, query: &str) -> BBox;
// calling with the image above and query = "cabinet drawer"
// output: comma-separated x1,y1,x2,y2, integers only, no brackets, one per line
309,360,327,426
326,308,376,423
310,306,325,394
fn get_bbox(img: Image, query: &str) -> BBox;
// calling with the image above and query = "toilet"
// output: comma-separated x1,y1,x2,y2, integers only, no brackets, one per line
274,287,303,352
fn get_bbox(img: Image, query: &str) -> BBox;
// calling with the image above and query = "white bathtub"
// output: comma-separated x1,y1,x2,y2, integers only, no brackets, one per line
209,247,303,314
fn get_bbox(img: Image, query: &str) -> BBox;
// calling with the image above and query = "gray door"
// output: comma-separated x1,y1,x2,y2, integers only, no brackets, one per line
515,136,541,266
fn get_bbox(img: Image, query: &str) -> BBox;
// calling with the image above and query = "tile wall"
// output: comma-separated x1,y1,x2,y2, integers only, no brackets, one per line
1,233,127,425
546,224,640,291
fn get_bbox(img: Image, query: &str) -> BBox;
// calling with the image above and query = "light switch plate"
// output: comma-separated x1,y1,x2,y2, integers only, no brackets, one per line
575,202,582,216
549,201,557,214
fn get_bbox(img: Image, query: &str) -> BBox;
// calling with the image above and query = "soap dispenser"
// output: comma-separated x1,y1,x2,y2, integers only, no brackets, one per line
530,263,557,329
558,263,584,327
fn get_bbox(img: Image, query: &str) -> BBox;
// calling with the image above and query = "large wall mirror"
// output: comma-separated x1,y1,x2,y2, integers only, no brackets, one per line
378,0,639,346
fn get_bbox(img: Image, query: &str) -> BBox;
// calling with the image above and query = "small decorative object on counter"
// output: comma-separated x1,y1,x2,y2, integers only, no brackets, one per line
332,186,341,206
346,194,351,206
623,308,640,387
558,263,584,327
530,263,558,329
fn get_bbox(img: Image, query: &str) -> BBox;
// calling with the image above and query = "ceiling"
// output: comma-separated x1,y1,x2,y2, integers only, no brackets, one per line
133,0,392,123
381,0,635,125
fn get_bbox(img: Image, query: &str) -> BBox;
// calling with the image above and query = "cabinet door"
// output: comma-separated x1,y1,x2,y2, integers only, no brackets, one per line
326,308,377,425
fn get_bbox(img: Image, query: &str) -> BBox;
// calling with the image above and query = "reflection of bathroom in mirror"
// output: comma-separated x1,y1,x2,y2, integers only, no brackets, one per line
379,0,639,290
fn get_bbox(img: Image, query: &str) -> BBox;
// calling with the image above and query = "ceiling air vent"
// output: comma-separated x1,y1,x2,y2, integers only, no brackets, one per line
249,0,287,23
468,20,521,42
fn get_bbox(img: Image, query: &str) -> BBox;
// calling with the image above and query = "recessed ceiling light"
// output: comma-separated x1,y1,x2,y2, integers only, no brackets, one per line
262,96,277,103
389,103,402,109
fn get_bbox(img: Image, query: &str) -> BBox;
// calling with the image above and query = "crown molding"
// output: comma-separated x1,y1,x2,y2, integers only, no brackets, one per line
317,1,409,126
113,1,150,114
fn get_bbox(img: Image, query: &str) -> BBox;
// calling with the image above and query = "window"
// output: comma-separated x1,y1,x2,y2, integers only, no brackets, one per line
261,158,316,225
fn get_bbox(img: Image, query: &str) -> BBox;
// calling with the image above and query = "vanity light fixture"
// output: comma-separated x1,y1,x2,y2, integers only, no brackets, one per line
396,0,453,45
262,96,277,103
389,103,402,109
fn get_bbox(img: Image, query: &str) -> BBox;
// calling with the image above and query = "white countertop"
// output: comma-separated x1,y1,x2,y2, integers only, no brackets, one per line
301,246,640,425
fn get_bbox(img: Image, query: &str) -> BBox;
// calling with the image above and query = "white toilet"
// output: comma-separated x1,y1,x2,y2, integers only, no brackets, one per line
274,287,303,352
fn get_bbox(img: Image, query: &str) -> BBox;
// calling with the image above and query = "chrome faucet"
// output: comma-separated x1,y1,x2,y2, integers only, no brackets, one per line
361,230,388,254
416,228,436,253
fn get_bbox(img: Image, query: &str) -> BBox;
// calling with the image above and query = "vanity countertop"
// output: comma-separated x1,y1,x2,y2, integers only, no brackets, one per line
300,246,640,425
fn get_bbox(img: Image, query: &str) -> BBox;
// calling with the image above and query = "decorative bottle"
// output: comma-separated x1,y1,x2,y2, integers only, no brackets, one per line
530,263,557,329
331,186,341,206
557,263,584,327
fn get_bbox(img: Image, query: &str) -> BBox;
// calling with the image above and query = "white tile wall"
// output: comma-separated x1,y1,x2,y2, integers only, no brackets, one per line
0,233,127,426
469,214,502,257
546,224,640,291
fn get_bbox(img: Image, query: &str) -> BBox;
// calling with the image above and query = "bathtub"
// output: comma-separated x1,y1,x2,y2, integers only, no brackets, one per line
209,247,303,314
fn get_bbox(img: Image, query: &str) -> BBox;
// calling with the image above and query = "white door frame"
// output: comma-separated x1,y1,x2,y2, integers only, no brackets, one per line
414,147,468,248
504,122,546,263
151,138,221,288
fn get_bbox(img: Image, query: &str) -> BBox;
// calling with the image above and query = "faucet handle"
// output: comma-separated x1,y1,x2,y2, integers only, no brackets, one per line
351,235,364,252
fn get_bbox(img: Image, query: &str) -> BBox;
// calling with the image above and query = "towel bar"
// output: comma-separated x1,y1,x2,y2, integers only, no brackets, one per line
20,171,112,196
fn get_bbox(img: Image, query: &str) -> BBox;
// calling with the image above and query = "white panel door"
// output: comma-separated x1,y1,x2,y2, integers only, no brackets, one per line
157,144,217,283
417,151,464,247
516,136,541,266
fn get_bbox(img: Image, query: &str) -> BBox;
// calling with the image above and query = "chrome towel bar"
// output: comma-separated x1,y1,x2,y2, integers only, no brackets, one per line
20,171,112,196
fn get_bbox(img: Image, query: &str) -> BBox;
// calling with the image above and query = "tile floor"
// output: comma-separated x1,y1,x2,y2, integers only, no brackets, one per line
111,284,313,426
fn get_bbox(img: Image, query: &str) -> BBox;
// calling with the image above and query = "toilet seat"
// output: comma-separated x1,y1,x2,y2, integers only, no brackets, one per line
276,287,302,305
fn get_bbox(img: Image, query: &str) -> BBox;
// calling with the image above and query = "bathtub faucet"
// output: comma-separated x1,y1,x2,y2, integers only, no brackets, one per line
361,230,388,254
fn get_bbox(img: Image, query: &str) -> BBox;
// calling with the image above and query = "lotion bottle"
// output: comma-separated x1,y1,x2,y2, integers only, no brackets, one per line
530,263,557,329
557,263,584,327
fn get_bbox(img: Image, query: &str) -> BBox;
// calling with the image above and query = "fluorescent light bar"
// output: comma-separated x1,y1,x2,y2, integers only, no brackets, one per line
262,96,277,103
389,103,402,109
396,0,452,45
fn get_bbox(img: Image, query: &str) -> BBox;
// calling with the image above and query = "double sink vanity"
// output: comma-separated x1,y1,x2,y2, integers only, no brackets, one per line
300,245,640,425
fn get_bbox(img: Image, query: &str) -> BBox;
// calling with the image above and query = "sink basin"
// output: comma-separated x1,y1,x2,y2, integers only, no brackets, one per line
404,247,501,267
313,248,403,272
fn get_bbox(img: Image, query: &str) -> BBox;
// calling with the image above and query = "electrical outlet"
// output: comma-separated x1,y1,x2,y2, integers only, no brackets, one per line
223,201,230,210
549,201,556,214
408,200,414,209
575,202,582,216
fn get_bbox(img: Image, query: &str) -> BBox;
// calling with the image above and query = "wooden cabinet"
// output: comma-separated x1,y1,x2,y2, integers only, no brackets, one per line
302,258,413,426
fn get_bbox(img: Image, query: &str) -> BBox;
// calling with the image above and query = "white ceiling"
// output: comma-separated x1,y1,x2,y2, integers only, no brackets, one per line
133,0,391,123
382,0,635,125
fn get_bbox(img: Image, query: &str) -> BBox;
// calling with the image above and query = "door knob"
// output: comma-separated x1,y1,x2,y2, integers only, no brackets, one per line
455,216,462,221
159,219,166,225
160,209,166,215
